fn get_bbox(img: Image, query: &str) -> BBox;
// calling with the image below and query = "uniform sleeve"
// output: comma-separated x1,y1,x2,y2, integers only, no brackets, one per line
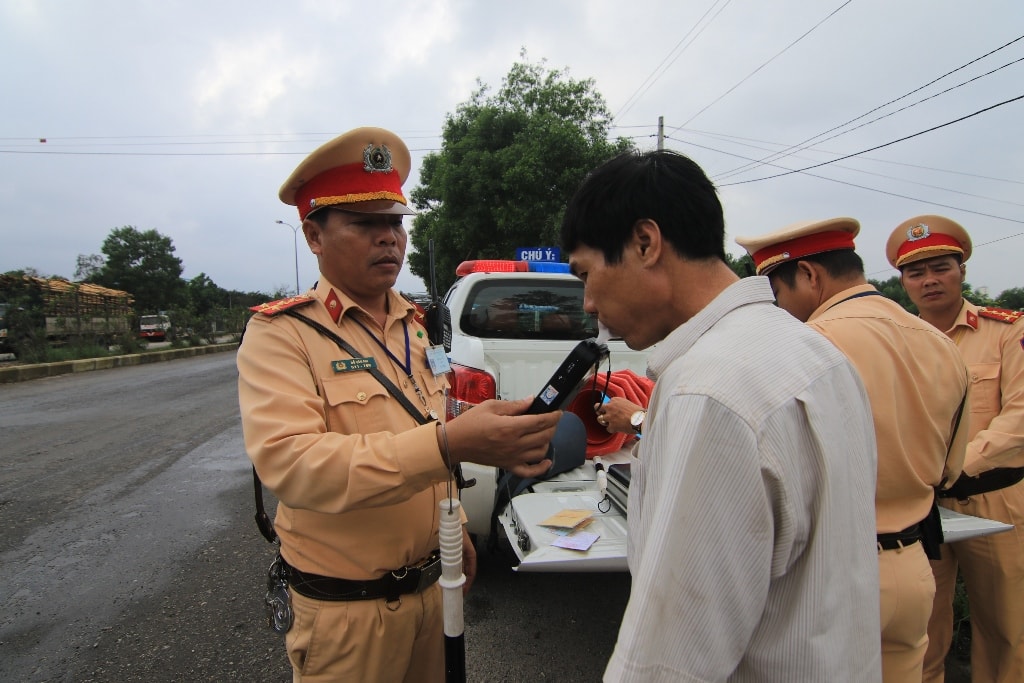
237,314,450,513
605,394,773,681
965,321,1024,474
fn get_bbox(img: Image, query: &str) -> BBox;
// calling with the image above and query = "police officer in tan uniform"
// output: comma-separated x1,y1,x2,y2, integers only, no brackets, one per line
737,217,970,682
887,215,1024,683
237,127,562,682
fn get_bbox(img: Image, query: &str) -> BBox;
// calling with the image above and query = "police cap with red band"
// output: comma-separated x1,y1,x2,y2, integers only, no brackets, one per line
885,215,972,269
279,127,416,220
735,217,860,276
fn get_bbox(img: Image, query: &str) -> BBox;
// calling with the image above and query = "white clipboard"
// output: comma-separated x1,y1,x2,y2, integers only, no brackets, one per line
939,506,1014,543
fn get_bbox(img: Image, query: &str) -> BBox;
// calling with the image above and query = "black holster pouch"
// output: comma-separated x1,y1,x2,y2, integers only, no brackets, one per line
920,493,944,561
939,467,1024,501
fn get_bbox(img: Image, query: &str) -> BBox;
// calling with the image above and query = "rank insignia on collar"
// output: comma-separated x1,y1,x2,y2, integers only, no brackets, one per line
363,143,393,174
249,294,316,316
966,310,978,329
978,307,1023,324
324,289,343,323
906,223,930,241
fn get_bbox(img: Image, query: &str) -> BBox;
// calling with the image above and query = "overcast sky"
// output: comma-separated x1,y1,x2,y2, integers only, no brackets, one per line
2,0,1022,301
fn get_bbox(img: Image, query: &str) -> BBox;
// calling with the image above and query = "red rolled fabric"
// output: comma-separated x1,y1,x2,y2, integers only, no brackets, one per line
567,370,654,458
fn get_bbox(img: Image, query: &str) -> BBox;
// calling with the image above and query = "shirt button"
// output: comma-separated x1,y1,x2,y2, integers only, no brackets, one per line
357,392,367,401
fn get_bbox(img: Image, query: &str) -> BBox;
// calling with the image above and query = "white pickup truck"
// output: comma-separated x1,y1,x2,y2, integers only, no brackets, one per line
442,259,650,572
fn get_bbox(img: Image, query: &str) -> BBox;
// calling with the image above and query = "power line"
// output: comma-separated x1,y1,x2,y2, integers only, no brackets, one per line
685,126,1024,185
0,145,443,157
717,53,1024,181
0,130,443,142
613,0,734,121
718,94,1024,185
668,0,854,133
681,129,1024,207
716,33,1024,179
664,132,1024,225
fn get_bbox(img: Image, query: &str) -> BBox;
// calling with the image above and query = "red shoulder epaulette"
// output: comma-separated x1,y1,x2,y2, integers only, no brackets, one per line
400,292,428,325
249,294,317,316
412,303,426,326
978,307,1023,324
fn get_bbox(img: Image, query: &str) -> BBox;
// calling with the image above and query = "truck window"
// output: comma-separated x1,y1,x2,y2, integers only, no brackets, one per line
459,281,597,340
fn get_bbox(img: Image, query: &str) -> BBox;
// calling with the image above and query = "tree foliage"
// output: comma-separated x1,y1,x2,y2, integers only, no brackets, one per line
871,276,916,313
996,287,1024,311
727,253,756,278
74,254,105,281
408,54,633,292
90,226,186,314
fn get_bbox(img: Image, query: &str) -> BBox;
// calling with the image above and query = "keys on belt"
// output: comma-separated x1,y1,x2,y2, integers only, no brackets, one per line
265,555,294,634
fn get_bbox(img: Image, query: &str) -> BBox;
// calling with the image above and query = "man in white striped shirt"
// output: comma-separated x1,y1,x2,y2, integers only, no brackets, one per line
561,150,881,682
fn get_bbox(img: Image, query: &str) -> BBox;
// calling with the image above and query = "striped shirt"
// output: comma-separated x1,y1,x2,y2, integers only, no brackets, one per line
604,277,881,682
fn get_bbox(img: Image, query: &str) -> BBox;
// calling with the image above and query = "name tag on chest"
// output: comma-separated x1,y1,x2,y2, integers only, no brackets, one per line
332,357,378,373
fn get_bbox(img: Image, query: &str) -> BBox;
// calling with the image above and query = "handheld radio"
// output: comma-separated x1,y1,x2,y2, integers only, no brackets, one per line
423,239,452,352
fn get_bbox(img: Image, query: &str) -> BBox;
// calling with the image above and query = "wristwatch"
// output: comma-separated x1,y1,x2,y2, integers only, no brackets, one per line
629,410,646,435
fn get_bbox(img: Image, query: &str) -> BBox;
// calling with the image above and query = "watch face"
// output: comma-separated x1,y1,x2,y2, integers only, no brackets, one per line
630,410,645,430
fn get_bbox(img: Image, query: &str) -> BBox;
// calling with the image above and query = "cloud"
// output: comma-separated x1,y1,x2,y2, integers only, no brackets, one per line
191,35,318,127
1,0,1022,298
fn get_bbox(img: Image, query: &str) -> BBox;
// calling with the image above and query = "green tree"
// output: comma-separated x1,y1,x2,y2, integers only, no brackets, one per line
90,226,186,314
186,272,223,318
964,284,996,307
995,287,1024,310
74,254,105,281
727,253,756,278
408,54,633,292
872,275,916,313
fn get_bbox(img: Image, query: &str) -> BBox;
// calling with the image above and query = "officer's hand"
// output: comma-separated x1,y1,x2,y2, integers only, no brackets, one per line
443,397,560,479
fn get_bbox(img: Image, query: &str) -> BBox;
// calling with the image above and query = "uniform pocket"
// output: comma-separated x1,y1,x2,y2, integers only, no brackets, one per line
968,362,1001,414
321,373,390,433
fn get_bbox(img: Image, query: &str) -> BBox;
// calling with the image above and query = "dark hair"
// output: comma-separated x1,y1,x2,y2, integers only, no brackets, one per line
770,249,865,288
560,149,725,264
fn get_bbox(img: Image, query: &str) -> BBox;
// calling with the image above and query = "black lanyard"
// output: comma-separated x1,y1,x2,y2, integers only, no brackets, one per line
352,316,411,376
825,289,883,312
351,315,432,415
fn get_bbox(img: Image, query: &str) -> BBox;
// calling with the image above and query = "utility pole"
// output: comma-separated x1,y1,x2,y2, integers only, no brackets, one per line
657,116,664,151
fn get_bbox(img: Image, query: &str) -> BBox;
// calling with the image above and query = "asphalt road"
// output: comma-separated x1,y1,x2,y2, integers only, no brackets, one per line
0,352,629,682
0,351,971,682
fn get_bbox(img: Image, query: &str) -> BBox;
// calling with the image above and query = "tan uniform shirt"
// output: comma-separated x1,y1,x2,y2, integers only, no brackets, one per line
807,284,969,533
237,279,453,579
945,300,1024,474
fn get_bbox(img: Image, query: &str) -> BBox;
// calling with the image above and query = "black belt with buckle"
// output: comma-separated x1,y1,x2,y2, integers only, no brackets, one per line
283,551,442,602
877,524,923,551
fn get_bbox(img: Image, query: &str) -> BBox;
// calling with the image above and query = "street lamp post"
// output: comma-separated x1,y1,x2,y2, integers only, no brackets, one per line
275,220,301,296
